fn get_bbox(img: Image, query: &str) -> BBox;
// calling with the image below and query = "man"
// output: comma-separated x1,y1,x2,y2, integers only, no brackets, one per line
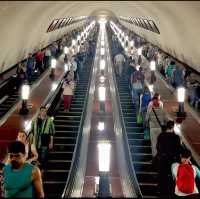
70,55,78,81
114,51,125,77
2,141,44,198
26,53,35,83
43,47,51,69
35,50,44,74
171,148,200,197
156,120,182,197
30,106,55,170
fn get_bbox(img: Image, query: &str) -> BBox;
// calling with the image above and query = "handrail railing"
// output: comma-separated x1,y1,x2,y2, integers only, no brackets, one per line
61,36,98,197
107,27,142,198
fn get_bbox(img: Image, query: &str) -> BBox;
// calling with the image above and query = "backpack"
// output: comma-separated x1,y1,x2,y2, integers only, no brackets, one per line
176,163,195,194
141,93,151,108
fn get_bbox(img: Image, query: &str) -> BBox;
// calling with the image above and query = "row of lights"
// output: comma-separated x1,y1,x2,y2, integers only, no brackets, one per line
95,19,111,197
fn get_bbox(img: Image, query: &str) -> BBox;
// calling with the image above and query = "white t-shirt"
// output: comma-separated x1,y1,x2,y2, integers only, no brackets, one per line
70,61,77,71
114,54,125,64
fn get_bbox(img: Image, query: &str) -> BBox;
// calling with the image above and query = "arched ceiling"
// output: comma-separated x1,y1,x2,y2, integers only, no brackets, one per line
1,1,200,73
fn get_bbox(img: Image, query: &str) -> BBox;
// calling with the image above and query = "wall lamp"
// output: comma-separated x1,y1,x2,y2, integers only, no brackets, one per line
19,83,30,115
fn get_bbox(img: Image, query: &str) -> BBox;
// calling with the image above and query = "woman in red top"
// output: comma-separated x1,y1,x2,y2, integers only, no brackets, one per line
35,50,44,74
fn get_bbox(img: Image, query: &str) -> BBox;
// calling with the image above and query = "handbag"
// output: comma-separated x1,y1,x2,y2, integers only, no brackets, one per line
136,113,143,124
144,127,150,140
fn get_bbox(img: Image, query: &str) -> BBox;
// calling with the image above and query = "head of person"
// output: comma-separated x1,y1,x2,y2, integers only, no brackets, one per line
180,148,191,164
17,131,28,144
71,55,75,62
166,120,175,132
139,66,143,72
28,53,32,58
8,141,26,169
39,106,47,119
170,61,175,65
152,93,161,107
143,86,149,94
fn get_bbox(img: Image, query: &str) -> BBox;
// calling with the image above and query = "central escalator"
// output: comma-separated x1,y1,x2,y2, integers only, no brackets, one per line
115,76,158,198
43,58,93,197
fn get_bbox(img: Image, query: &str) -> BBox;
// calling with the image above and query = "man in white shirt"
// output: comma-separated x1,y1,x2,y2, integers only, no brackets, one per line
70,56,78,81
114,52,125,77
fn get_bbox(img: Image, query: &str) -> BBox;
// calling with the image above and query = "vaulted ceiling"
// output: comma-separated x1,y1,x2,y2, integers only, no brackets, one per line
1,1,200,73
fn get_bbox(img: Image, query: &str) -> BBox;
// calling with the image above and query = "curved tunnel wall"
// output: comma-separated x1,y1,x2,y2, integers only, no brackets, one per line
0,1,200,73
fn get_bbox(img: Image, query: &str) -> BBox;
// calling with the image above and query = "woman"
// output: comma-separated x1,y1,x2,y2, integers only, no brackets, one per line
16,62,26,90
139,86,152,122
62,78,75,112
16,131,39,164
145,93,167,157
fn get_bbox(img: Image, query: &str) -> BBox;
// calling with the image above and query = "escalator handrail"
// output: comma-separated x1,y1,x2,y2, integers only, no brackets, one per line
107,28,143,198
61,38,97,197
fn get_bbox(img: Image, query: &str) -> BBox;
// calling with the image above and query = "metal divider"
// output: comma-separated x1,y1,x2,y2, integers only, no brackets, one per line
106,27,142,198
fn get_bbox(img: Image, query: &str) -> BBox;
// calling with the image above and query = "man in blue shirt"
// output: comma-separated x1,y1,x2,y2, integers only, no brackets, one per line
26,53,35,82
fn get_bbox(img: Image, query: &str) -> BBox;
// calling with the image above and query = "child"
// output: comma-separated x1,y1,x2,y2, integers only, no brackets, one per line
171,148,200,197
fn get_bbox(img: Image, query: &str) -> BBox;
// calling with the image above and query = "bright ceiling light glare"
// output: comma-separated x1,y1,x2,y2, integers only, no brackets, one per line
125,47,128,52
51,58,56,69
174,123,181,135
97,142,111,172
148,84,154,93
101,40,105,47
130,41,134,47
98,86,106,101
64,46,69,55
137,47,142,56
51,83,58,91
72,39,76,47
97,122,105,131
77,35,81,41
100,59,105,70
150,60,156,71
100,76,105,83
101,48,105,56
24,120,32,132
177,87,185,103
136,65,140,71
64,63,69,72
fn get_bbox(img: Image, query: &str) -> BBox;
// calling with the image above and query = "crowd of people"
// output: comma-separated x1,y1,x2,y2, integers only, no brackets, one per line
0,24,98,197
135,30,200,113
109,25,200,198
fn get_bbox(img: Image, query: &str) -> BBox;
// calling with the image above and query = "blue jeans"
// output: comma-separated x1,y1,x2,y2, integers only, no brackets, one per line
38,147,49,170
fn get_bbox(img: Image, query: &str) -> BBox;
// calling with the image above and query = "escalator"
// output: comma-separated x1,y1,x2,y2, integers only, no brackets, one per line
115,75,158,198
43,58,93,198
107,24,158,197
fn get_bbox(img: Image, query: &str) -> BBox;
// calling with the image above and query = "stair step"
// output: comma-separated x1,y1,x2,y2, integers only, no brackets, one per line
46,162,71,170
53,144,75,152
132,153,152,162
43,181,65,196
49,152,73,160
128,139,151,146
55,125,79,131
54,137,77,144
